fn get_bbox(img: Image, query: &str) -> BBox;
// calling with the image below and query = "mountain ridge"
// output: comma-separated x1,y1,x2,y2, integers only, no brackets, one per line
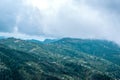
0,37,120,80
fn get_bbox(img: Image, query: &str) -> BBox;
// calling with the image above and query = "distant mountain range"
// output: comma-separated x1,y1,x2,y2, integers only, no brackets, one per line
0,37,120,80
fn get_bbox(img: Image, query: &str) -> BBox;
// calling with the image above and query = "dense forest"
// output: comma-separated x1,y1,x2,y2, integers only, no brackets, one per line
0,38,120,80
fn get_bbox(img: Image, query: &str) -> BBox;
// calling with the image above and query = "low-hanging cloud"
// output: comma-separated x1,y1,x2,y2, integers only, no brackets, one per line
0,0,120,43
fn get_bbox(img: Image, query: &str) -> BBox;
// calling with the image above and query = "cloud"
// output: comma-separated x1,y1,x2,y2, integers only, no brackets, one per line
0,0,23,32
0,0,120,43
0,0,44,35
34,0,118,38
16,7,44,35
0,32,46,41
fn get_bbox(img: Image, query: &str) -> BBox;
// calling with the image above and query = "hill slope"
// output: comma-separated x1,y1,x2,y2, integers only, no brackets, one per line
0,38,120,80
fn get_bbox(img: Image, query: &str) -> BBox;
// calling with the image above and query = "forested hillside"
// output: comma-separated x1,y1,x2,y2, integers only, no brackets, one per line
0,38,120,80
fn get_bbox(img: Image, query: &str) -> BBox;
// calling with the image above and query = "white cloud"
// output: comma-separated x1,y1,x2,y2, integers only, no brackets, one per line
0,0,120,44
0,32,47,41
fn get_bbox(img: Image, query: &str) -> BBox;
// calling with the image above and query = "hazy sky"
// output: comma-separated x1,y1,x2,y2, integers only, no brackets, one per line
0,0,120,43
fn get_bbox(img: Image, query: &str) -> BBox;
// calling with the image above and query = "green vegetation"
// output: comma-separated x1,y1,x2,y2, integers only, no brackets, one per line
0,38,120,80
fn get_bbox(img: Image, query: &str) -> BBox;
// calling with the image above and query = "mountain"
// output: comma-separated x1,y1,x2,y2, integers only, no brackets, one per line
27,39,42,44
0,38,120,80
43,39,59,44
51,38,120,66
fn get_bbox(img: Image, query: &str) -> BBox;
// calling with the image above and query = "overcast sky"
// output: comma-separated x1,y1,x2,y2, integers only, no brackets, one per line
0,0,120,43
